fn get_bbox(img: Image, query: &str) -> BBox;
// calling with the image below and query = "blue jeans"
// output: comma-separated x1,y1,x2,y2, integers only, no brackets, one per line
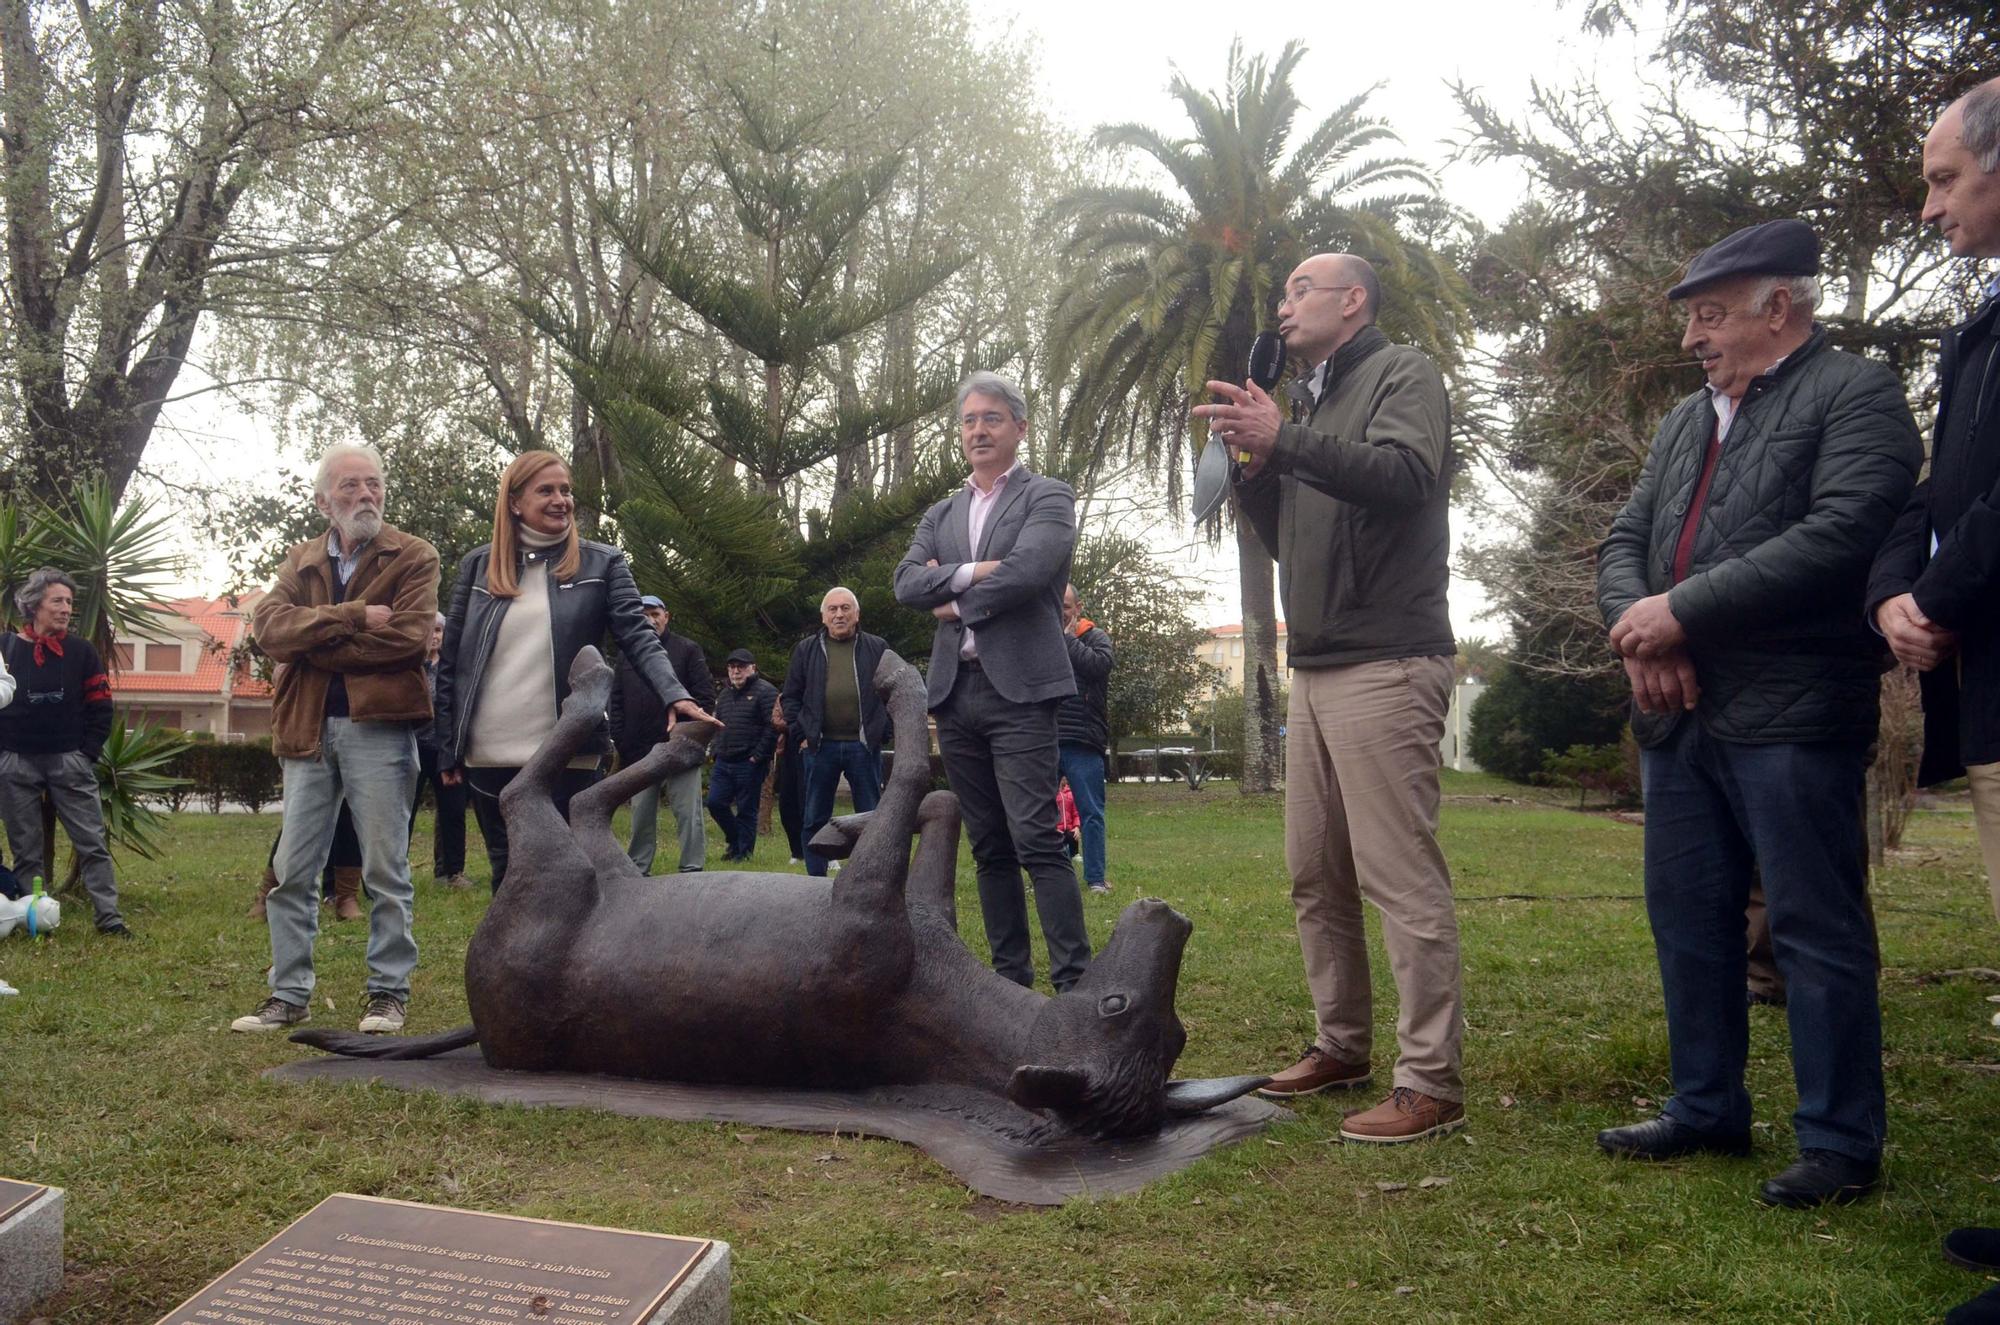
268,718,419,1004
1058,743,1107,886
803,739,882,876
706,759,766,859
1640,720,1884,1161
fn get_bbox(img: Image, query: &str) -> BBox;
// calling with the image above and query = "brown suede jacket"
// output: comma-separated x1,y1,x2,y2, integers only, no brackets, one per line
252,523,441,758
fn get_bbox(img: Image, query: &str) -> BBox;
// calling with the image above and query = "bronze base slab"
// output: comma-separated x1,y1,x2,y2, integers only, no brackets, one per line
267,1048,1289,1206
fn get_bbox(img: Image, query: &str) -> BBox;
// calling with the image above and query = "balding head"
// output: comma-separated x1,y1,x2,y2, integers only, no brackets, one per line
1924,77,2000,258
1278,253,1382,364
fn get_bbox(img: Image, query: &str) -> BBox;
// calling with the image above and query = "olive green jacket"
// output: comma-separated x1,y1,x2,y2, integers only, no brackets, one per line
1238,326,1456,668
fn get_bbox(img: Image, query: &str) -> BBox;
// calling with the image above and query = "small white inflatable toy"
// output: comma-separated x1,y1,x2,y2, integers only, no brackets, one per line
0,893,60,938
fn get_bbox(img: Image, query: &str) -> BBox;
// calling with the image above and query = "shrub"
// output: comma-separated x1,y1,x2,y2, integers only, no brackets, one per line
1469,662,1626,784
1539,742,1637,808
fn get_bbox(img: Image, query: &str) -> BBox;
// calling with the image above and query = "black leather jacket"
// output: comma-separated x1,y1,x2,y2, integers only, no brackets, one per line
435,538,690,769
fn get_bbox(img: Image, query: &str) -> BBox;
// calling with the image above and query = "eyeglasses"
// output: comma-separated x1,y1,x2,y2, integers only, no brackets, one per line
960,411,1012,429
1277,282,1359,310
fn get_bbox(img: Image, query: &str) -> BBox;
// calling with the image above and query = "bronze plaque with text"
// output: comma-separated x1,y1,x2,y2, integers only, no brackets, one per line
155,1193,712,1325
0,1177,47,1226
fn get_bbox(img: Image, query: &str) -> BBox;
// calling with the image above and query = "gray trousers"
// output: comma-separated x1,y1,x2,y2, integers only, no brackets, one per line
935,667,1093,991
0,749,120,928
268,718,420,1004
629,764,706,874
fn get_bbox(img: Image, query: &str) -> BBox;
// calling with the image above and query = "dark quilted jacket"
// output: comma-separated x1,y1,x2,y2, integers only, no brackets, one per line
1597,327,1923,747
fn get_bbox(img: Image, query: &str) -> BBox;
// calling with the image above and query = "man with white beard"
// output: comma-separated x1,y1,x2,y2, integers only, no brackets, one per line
235,444,440,1035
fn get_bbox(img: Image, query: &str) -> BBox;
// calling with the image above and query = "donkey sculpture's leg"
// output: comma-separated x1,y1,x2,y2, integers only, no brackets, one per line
905,790,963,934
496,647,617,868
828,655,932,917
569,719,721,882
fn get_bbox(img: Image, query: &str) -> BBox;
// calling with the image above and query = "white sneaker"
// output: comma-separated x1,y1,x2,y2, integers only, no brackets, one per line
231,996,309,1033
358,993,406,1033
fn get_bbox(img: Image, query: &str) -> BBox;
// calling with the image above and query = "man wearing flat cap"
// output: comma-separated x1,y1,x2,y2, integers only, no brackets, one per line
706,646,777,863
1594,219,1922,1207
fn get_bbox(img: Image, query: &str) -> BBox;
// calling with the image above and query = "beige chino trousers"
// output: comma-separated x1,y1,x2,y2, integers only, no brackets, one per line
1968,762,2000,925
1284,655,1464,1101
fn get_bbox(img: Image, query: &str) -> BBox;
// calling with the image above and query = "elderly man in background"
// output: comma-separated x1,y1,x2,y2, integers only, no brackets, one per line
782,587,890,878
1865,76,2000,1316
236,443,439,1035
1057,584,1115,895
1196,252,1463,1144
610,594,715,874
894,370,1091,992
0,568,126,937
1595,219,1920,1207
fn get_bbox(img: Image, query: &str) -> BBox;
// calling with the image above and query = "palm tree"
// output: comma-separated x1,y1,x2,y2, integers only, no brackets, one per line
1047,41,1467,793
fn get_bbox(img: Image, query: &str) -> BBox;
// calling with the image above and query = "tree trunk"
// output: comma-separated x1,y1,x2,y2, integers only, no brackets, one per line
1235,519,1283,795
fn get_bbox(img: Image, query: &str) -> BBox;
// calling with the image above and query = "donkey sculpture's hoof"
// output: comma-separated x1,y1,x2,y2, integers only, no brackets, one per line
808,811,874,860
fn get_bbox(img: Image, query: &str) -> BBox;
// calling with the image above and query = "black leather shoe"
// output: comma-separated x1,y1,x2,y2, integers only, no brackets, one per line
1596,1114,1752,1160
1946,1227,2000,1273
1947,1283,2000,1324
1757,1149,1880,1208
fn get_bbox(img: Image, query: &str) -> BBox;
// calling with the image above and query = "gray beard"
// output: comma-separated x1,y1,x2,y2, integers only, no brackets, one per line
335,508,383,546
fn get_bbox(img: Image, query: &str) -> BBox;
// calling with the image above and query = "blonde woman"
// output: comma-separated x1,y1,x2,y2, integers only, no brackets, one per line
436,451,710,891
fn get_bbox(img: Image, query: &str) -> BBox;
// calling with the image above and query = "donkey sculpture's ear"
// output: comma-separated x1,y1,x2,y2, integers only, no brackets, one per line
1162,1075,1270,1116
1008,1064,1089,1112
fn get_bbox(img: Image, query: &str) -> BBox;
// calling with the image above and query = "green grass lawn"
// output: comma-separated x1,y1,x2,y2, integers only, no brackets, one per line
4,773,1998,1322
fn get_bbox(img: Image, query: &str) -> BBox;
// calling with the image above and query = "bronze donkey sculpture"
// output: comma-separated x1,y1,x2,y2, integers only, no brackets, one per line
297,647,1262,1141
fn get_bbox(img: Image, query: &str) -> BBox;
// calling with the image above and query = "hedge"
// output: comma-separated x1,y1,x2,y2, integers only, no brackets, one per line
159,734,284,813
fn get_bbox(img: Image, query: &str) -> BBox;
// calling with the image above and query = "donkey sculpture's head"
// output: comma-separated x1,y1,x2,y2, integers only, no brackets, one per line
1007,898,1257,1139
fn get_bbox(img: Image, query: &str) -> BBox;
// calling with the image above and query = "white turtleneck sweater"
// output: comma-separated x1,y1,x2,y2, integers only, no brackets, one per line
465,525,593,769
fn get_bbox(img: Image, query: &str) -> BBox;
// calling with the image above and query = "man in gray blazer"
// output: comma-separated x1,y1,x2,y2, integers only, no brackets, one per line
894,370,1093,991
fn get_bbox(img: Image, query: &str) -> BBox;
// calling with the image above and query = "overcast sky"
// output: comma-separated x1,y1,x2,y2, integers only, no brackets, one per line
968,1,1661,634
154,2,1667,634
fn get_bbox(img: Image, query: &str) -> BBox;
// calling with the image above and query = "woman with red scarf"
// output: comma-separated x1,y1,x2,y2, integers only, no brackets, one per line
0,567,124,937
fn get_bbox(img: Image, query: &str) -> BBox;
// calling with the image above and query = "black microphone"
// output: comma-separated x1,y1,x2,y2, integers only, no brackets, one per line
1233,331,1287,463
1247,330,1287,393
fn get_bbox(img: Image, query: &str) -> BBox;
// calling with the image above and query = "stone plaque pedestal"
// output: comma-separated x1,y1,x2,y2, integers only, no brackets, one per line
647,1240,730,1324
0,1180,62,1325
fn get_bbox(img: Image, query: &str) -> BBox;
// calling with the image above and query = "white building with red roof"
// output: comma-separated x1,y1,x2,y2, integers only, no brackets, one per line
107,591,273,740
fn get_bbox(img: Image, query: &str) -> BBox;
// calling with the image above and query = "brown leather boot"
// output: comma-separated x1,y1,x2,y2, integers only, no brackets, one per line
247,866,278,921
332,867,365,921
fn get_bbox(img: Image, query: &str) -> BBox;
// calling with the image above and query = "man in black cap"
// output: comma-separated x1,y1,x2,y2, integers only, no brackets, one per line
1594,219,1922,1207
609,594,714,874
706,647,777,863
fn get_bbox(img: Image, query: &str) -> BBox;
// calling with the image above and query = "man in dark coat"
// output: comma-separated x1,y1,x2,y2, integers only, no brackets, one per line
610,595,715,874
705,648,777,862
1594,219,1922,1208
1870,78,2000,933
414,612,471,890
1056,584,1114,895
1865,76,2000,1321
780,587,890,877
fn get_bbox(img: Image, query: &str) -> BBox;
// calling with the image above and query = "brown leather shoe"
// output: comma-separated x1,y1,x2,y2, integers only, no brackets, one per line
1339,1087,1465,1143
1255,1044,1372,1098
332,867,364,921
247,866,278,921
